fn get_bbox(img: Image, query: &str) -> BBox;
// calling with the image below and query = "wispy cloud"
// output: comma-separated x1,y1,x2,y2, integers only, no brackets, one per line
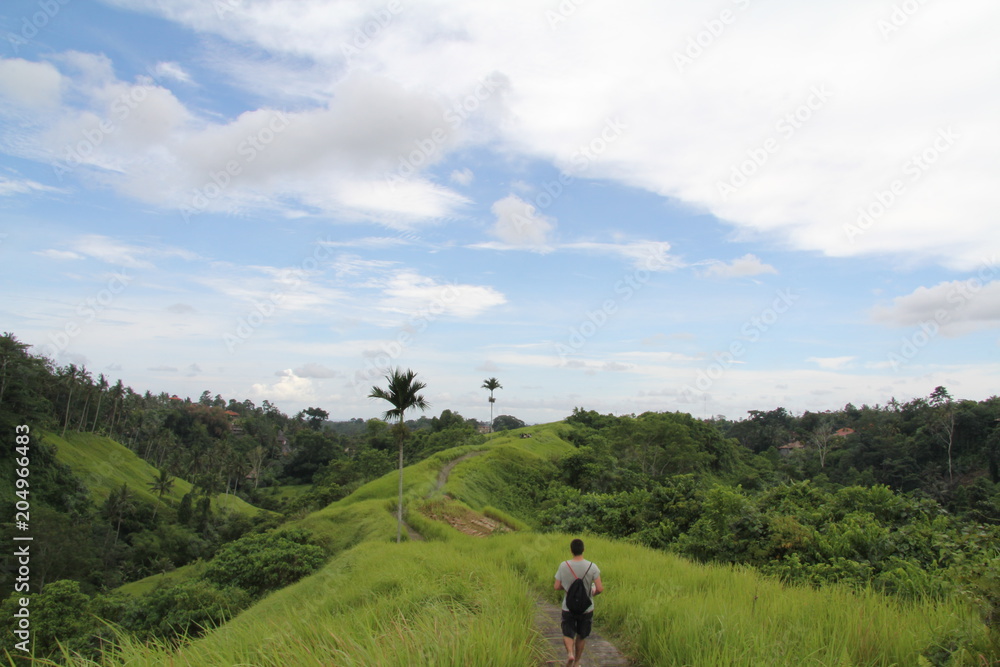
152,61,193,84
0,175,63,197
699,253,777,279
806,356,856,370
871,276,1000,335
488,194,556,249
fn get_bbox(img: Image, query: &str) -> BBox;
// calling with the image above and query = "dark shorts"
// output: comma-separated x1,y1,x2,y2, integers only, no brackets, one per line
561,610,593,639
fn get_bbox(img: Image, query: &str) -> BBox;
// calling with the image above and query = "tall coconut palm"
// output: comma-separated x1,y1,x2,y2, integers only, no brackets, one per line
481,377,502,434
148,469,175,521
60,363,79,438
369,368,429,543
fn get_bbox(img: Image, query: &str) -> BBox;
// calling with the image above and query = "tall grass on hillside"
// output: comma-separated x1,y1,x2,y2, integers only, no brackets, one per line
46,540,546,667
494,532,997,666
43,431,266,516
445,442,567,527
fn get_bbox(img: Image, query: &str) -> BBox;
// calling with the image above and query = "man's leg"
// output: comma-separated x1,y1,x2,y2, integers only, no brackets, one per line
574,638,586,665
563,636,575,665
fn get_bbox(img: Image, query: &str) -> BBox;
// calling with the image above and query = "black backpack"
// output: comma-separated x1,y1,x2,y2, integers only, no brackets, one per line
564,561,593,614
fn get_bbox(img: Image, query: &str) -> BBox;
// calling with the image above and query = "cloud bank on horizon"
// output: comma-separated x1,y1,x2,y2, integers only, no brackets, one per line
0,0,997,423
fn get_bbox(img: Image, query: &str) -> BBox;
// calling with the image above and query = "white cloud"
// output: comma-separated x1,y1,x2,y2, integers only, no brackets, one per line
293,362,338,378
57,235,197,270
700,254,777,279
198,267,347,313
3,60,470,223
72,235,156,269
101,0,998,269
252,369,317,402
34,249,83,261
615,351,700,364
152,61,193,84
488,194,555,248
8,3,999,266
450,168,474,185
871,276,1000,336
563,241,680,271
0,58,62,107
379,271,506,319
806,356,856,370
0,176,62,197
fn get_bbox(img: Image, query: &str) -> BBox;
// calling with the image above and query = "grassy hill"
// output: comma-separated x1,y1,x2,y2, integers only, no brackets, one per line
43,431,271,518
52,424,999,666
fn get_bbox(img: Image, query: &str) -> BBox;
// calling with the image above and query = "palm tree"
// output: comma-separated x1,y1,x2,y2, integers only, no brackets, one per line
148,469,175,521
369,368,429,543
481,377,502,434
104,484,135,545
60,364,79,438
91,373,109,433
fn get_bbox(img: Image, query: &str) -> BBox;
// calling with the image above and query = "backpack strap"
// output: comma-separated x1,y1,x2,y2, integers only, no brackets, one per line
566,561,593,580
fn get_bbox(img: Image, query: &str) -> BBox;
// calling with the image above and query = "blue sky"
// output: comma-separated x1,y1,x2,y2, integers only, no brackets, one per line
1,0,998,424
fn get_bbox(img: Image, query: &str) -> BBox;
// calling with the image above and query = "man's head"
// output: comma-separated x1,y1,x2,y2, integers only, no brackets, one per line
570,538,584,556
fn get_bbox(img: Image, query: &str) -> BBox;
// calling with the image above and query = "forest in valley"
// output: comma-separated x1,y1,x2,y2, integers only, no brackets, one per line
1,330,999,663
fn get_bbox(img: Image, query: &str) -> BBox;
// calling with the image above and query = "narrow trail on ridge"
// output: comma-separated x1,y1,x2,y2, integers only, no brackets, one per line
534,598,631,667
433,449,485,495
431,447,634,666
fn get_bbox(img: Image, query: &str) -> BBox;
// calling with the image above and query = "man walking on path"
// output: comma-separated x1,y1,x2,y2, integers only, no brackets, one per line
554,538,603,667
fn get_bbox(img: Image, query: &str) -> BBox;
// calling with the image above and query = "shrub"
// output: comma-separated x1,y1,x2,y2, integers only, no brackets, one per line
201,529,326,597
122,579,251,641
0,579,94,658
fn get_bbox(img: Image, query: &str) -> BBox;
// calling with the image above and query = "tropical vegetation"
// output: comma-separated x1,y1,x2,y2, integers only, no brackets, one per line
1,331,998,665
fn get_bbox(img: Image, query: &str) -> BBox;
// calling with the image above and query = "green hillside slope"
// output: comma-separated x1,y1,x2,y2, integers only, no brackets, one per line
52,423,999,666
43,431,271,517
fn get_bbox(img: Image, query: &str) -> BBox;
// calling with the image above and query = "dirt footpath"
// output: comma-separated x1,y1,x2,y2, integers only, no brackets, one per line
433,448,634,666
534,597,631,666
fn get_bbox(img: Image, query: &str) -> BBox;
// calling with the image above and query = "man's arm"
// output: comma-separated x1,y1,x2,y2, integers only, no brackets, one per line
593,575,604,595
554,576,564,591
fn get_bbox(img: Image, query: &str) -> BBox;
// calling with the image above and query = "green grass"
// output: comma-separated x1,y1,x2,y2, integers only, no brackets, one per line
54,540,547,667
37,422,1000,667
50,532,996,667
116,562,208,597
445,439,569,526
44,431,271,518
490,531,996,666
269,484,313,501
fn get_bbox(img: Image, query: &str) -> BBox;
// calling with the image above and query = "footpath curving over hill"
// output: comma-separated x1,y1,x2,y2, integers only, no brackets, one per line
427,445,632,666
61,422,998,666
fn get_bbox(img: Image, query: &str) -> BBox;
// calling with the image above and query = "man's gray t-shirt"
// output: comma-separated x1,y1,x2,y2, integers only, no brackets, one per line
554,559,600,613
